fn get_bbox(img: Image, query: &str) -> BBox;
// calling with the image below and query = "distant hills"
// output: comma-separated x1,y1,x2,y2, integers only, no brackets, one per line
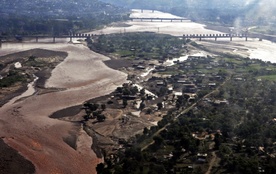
0,0,127,18
1,0,275,35
99,0,249,10
99,0,275,27
0,0,129,35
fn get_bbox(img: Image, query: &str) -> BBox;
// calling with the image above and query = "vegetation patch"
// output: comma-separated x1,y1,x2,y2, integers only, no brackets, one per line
86,33,276,174
256,74,276,81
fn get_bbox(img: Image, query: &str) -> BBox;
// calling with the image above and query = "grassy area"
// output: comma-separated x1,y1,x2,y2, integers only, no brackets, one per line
115,50,134,57
88,32,186,61
256,75,276,81
0,71,26,88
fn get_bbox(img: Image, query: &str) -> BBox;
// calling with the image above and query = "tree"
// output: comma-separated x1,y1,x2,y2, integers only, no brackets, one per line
96,163,105,174
101,104,106,111
97,114,106,122
139,102,145,110
130,86,139,95
146,108,152,114
143,127,149,135
84,102,99,112
123,99,128,108
153,136,164,146
157,102,163,110
214,133,222,150
140,88,145,96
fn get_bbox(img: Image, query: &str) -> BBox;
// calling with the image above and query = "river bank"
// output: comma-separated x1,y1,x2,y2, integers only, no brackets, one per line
1,8,276,174
0,42,127,174
90,9,276,63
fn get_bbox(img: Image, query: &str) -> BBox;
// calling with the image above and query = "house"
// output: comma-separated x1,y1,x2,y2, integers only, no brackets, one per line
174,91,183,96
213,99,229,106
208,83,216,88
188,97,196,102
177,78,192,84
197,153,208,163
156,81,165,86
137,65,145,69
183,84,197,93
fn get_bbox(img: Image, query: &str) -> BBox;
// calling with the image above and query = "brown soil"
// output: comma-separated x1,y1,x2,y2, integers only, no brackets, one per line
0,48,67,65
0,42,127,174
0,83,27,107
50,105,82,119
0,139,35,174
104,58,133,70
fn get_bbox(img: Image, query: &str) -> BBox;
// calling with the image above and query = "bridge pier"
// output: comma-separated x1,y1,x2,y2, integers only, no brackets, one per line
215,37,217,41
230,37,232,41
70,36,72,42
53,37,55,43
245,36,248,41
36,37,38,43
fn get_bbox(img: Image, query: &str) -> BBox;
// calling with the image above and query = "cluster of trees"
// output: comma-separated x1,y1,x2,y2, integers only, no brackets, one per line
0,0,129,36
0,70,26,88
101,78,276,173
88,32,185,59
83,102,106,122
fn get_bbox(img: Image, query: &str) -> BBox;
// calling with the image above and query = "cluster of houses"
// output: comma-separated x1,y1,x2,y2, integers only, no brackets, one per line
139,56,227,100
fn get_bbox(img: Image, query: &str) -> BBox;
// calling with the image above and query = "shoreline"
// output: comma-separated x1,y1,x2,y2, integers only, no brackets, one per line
0,42,127,173
1,9,276,173
0,48,68,107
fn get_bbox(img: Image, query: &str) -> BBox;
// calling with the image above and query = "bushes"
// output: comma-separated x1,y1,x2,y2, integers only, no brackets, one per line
0,72,25,88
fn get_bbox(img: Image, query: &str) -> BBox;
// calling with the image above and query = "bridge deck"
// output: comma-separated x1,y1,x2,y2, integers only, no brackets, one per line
130,17,188,22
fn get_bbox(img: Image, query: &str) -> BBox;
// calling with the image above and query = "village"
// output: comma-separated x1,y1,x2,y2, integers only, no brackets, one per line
79,32,276,173
2,32,275,173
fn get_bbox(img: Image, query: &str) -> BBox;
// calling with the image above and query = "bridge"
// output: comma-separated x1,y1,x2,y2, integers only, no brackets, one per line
130,17,188,22
0,33,95,43
183,33,251,41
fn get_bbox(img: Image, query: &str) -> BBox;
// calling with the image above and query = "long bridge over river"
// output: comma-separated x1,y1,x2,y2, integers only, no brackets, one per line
129,17,188,22
183,33,253,41
0,32,264,44
0,33,95,43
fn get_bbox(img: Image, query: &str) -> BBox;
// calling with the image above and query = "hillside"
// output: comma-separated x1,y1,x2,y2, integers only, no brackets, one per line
0,0,129,35
99,0,275,28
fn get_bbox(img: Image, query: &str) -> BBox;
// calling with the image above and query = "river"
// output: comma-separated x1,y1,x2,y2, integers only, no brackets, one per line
0,39,127,174
0,9,276,173
90,9,276,63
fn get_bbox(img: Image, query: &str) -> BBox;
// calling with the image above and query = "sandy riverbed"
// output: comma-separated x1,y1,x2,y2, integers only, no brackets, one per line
0,41,127,174
90,9,276,63
1,8,276,174
90,9,223,36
